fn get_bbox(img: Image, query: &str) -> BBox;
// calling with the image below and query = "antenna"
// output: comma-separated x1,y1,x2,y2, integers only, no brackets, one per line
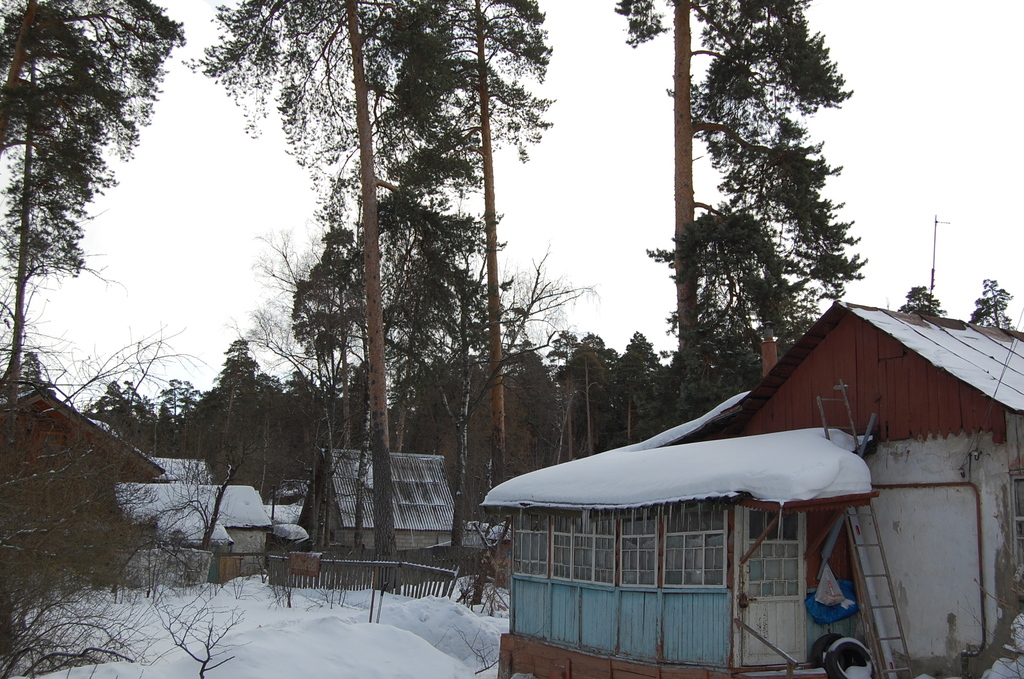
930,215,950,295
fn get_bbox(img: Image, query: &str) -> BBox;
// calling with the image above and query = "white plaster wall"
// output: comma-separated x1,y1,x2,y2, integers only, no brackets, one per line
867,426,1015,675
227,527,268,554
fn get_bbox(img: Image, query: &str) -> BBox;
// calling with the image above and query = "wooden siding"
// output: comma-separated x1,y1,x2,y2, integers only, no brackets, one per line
742,312,1007,443
663,591,732,665
511,577,731,667
500,634,736,679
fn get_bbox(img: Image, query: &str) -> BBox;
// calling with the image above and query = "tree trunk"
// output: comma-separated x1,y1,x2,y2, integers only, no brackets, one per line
474,1,506,488
3,82,34,407
584,360,593,456
201,465,239,551
0,0,38,162
345,0,395,559
673,2,696,352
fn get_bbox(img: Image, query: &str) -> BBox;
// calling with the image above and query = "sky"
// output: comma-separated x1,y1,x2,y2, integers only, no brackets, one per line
36,0,1024,395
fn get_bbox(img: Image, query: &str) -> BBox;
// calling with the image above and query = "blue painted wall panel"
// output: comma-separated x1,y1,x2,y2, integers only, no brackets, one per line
512,576,733,667
662,590,731,665
550,583,580,644
511,578,550,639
580,586,618,651
618,590,660,659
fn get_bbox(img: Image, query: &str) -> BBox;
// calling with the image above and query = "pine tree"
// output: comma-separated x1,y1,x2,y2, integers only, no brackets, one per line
609,332,662,445
203,0,478,556
970,279,1013,329
899,286,945,317
0,0,183,391
617,0,863,418
446,0,551,487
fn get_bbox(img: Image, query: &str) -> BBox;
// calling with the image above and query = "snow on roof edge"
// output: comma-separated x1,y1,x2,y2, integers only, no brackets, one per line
483,428,871,512
615,391,748,452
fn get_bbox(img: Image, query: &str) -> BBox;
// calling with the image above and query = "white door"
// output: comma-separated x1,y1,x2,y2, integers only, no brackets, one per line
737,508,806,666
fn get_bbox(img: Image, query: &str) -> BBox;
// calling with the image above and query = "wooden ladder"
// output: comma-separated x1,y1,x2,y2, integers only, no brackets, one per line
846,502,913,679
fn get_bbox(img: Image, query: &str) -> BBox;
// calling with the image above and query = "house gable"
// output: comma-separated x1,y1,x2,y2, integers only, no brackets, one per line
732,304,1011,443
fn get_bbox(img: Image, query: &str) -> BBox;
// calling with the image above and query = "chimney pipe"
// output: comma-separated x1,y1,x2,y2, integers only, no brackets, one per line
761,325,778,376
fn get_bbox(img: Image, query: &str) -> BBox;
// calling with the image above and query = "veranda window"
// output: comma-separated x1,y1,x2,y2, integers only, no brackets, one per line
664,503,726,586
552,516,573,579
574,513,615,583
550,514,616,583
621,513,657,586
513,514,549,576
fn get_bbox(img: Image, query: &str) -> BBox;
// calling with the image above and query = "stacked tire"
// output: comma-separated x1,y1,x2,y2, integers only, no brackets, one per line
809,634,873,679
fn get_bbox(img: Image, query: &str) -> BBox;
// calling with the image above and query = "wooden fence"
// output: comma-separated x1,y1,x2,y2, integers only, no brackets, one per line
266,554,459,599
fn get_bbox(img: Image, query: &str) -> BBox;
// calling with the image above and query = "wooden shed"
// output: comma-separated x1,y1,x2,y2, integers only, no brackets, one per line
330,450,454,551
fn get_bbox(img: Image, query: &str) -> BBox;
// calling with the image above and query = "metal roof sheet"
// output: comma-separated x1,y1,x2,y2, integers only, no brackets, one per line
332,450,453,533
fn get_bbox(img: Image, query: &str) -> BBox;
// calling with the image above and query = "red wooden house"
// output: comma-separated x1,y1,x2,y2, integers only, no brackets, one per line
2,390,163,481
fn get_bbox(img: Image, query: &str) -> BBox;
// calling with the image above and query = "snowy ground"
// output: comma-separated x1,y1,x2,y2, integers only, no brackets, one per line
25,578,508,679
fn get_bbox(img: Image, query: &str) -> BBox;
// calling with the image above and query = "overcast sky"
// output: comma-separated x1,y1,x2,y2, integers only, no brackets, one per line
37,0,1024,395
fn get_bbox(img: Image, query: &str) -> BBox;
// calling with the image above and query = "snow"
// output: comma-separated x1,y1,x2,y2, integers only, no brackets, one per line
24,579,506,679
271,523,309,541
265,502,303,525
119,483,272,546
150,457,213,484
616,392,748,451
483,428,872,511
848,304,1024,412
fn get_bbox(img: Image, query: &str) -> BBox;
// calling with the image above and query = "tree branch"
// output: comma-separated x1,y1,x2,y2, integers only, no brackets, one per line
693,122,771,153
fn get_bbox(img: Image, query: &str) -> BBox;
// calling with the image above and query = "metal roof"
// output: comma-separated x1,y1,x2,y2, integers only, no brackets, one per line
724,302,1024,436
332,450,453,533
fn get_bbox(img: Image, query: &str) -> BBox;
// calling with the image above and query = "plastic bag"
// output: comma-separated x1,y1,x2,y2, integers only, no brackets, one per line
815,564,845,606
806,580,859,625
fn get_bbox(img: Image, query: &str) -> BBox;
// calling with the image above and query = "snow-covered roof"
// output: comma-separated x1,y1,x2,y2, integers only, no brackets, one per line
332,450,453,532
151,457,213,484
482,428,871,511
846,303,1024,413
265,503,302,525
618,392,748,451
272,523,309,542
119,483,272,546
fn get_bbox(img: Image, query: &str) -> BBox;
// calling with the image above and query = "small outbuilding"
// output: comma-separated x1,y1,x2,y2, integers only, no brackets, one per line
331,450,454,551
121,482,273,556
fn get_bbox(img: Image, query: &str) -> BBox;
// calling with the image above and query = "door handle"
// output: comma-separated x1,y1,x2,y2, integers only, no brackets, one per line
738,592,757,609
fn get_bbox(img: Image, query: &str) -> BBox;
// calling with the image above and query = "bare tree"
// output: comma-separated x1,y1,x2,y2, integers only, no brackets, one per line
157,591,244,679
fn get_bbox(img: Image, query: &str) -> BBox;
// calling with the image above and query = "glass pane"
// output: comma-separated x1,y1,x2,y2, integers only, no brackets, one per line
782,514,799,540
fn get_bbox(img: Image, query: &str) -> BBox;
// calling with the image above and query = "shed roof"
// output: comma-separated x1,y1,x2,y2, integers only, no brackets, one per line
119,483,272,546
332,451,453,533
151,457,213,484
482,428,871,511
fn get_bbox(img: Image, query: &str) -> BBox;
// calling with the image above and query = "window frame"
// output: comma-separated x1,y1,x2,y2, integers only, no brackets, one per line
663,502,727,588
513,514,550,577
620,512,658,587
